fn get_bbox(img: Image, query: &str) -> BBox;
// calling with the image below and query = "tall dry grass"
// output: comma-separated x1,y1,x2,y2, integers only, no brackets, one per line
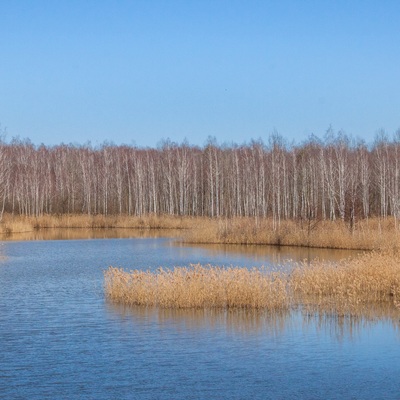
0,216,33,235
183,217,400,250
105,251,400,315
104,264,289,311
2,213,399,251
291,250,400,315
0,213,195,234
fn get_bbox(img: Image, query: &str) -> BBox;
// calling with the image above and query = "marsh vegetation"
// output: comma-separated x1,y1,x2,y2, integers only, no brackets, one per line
2,214,399,251
105,251,400,315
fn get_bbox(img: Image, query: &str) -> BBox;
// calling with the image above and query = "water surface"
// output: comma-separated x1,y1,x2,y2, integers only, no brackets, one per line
0,234,399,399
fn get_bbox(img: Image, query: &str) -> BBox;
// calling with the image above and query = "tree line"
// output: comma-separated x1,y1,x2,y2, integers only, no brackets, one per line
1,130,400,224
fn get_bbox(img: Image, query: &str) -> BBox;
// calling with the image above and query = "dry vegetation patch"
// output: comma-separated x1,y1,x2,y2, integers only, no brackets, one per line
183,217,400,250
291,251,400,315
0,213,195,234
2,214,400,252
105,251,400,316
104,264,289,311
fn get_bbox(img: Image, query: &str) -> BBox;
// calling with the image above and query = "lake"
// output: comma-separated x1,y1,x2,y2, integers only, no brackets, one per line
1,231,399,399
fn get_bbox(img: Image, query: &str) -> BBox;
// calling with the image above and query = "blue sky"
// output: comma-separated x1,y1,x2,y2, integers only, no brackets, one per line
1,0,399,147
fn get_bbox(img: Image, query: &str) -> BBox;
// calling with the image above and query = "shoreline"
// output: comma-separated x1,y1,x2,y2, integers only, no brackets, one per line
1,213,399,251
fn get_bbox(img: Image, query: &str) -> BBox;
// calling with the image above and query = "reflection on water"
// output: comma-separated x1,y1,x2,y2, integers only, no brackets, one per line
2,228,361,259
174,241,361,267
107,302,291,339
1,228,361,268
301,304,400,341
107,301,400,342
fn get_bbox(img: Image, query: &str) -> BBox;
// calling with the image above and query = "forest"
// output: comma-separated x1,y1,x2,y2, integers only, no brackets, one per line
1,130,399,225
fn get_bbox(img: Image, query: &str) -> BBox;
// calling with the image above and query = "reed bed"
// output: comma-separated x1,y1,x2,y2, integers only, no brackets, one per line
0,217,33,235
291,250,400,314
104,264,289,311
183,217,400,250
105,251,400,315
2,213,400,251
0,213,194,234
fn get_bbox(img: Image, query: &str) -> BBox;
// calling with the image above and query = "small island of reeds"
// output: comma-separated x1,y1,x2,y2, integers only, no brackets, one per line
104,251,400,315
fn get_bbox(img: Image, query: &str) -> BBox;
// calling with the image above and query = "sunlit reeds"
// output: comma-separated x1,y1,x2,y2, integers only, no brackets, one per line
2,213,400,251
291,250,400,314
0,213,194,234
104,264,289,311
105,251,400,314
0,217,33,235
183,217,400,250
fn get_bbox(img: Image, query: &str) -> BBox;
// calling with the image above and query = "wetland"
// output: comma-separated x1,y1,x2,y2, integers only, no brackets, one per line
1,230,399,399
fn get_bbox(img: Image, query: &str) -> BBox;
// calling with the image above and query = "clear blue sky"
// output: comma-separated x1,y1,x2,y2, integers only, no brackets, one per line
1,0,399,147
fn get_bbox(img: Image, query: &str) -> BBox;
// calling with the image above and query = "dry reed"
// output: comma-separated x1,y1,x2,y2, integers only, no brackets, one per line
183,217,400,251
291,250,400,315
0,213,195,234
105,251,400,315
104,264,289,311
2,213,400,251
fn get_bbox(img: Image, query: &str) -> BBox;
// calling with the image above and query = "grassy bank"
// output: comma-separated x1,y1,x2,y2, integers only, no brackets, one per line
0,213,194,234
104,251,400,314
183,217,400,251
2,214,400,251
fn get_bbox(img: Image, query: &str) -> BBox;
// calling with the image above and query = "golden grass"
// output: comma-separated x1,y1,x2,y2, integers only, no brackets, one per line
104,251,400,315
0,213,195,234
0,217,33,235
2,214,400,251
291,250,400,315
1,228,182,241
104,264,289,311
183,217,400,250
